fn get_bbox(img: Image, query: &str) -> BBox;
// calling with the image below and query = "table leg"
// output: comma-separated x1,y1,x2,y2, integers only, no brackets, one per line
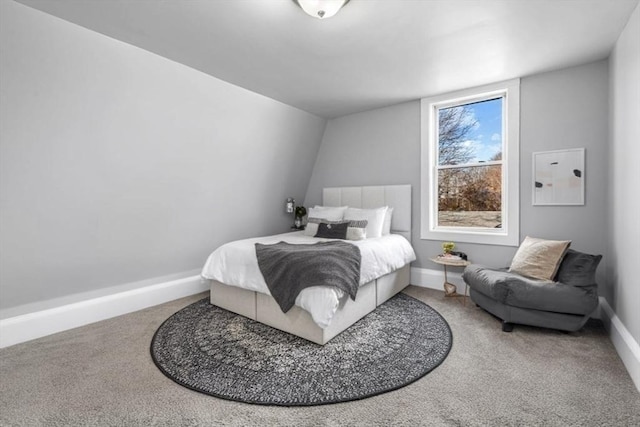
463,282,468,306
443,265,458,296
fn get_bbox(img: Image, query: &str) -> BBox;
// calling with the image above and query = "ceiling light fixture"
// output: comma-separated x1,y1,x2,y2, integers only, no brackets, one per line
293,0,350,19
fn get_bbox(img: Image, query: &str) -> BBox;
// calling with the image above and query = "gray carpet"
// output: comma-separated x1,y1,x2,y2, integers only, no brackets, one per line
1,286,639,426
151,294,452,405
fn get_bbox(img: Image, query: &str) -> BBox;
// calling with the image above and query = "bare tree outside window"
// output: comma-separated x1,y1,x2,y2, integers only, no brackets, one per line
438,106,477,166
436,98,503,228
421,79,519,246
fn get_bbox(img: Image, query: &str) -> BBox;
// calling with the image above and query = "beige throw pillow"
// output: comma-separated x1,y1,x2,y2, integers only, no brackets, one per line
509,236,571,281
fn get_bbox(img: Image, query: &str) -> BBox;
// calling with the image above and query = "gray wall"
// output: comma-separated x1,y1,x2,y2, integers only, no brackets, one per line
305,60,610,287
0,1,326,311
608,4,640,342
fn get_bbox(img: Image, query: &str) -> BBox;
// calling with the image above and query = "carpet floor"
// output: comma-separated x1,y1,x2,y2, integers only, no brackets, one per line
1,286,639,426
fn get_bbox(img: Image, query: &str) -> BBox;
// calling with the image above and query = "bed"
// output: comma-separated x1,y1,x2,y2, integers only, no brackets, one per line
201,185,415,344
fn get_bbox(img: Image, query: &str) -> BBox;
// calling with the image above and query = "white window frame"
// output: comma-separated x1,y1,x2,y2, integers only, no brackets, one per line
420,79,520,246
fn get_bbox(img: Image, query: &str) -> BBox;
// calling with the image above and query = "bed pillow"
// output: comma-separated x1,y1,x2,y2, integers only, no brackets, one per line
304,217,329,236
315,221,350,239
308,206,348,221
555,249,602,287
509,236,571,281
306,218,368,240
345,220,368,241
343,206,388,238
382,207,394,235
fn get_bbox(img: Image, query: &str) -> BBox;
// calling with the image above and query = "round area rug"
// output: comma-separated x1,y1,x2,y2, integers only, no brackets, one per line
151,293,452,406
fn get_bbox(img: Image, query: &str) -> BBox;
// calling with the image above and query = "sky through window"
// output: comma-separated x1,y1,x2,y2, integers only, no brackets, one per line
462,98,503,163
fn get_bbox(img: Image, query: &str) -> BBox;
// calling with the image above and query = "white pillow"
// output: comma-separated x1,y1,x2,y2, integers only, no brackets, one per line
303,218,322,236
343,206,388,238
345,220,368,241
308,206,348,221
382,207,394,235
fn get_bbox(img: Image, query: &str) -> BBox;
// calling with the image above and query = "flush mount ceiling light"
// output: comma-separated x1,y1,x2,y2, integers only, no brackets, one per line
293,0,350,19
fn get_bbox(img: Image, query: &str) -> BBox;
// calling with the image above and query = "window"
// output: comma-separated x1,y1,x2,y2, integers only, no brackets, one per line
420,79,520,246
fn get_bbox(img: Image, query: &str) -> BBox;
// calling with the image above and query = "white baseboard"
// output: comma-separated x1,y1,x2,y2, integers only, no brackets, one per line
0,274,208,348
410,266,467,292
599,297,640,393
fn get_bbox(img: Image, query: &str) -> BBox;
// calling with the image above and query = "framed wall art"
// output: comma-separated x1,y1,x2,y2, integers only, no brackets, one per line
532,148,585,206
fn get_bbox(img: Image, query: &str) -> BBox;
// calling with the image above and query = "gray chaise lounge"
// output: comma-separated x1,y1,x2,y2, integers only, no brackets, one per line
462,249,601,332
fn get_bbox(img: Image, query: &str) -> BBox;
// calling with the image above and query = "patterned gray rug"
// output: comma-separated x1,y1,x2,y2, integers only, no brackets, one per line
150,293,452,406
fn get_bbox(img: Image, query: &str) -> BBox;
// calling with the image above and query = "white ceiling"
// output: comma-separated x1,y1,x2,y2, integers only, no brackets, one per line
16,0,639,118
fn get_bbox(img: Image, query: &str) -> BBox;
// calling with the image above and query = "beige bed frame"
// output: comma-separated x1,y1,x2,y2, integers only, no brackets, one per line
209,185,413,345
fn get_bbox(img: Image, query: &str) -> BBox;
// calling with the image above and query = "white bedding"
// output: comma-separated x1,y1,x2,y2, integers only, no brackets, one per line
201,231,416,328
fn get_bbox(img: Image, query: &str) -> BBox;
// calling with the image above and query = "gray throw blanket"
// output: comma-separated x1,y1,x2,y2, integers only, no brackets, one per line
255,241,361,313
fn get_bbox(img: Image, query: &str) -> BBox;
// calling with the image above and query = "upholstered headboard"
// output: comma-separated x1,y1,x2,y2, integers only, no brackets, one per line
322,185,412,242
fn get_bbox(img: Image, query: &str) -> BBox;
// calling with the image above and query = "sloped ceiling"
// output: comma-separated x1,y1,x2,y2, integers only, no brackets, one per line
16,0,640,118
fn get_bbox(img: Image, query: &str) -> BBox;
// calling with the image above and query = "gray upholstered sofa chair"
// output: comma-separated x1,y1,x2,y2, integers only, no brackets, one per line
462,249,601,332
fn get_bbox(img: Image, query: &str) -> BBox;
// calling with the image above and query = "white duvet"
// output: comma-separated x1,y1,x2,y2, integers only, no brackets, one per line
201,231,416,328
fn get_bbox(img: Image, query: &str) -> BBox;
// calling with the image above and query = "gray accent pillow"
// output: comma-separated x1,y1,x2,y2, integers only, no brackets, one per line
306,218,368,240
315,221,350,239
555,249,602,287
